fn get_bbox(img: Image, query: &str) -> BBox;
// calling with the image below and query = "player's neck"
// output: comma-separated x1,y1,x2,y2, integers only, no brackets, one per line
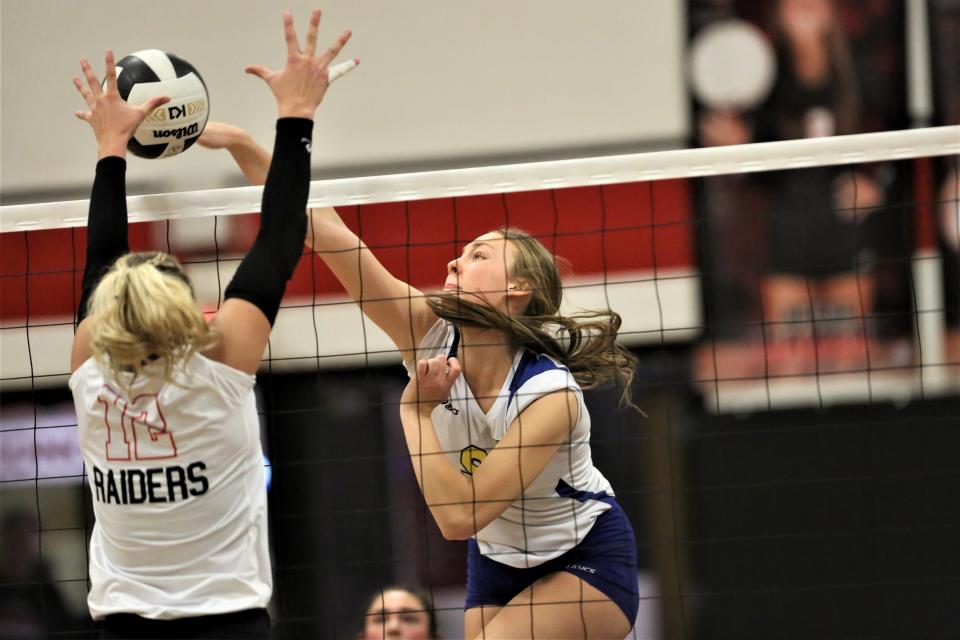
457,326,517,397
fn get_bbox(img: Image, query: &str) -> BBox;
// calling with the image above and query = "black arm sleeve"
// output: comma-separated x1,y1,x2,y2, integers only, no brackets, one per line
223,118,312,325
77,156,129,323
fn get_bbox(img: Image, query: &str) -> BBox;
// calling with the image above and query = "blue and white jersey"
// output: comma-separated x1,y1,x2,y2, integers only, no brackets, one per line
406,319,614,568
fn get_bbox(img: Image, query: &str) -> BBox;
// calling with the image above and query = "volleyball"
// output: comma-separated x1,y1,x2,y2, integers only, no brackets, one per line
112,49,209,159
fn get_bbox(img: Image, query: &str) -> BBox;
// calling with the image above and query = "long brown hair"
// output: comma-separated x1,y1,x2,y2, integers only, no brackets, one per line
87,252,219,382
427,227,638,408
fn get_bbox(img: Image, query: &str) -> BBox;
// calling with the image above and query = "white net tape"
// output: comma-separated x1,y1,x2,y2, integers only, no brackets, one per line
2,126,956,232
1,126,957,403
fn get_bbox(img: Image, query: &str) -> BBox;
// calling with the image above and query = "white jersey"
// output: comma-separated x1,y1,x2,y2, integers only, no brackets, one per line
69,353,271,620
406,320,614,568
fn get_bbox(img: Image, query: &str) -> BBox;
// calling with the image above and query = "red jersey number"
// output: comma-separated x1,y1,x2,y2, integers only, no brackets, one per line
98,385,177,461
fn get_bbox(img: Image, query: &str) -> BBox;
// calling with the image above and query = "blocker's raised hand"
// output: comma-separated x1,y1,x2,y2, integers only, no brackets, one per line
245,9,356,119
73,50,170,158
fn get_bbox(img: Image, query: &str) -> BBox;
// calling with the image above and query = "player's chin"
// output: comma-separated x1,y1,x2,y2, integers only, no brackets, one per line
441,286,504,311
465,289,501,306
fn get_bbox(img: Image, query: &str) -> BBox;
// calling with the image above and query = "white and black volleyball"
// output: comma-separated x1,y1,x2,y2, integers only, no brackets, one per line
112,50,209,159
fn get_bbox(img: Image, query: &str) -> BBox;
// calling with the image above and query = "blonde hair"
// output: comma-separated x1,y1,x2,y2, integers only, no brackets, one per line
87,252,218,382
427,227,638,408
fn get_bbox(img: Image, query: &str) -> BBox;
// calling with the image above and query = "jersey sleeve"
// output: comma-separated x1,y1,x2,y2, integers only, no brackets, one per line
68,357,98,392
201,356,257,404
402,319,454,379
499,353,581,440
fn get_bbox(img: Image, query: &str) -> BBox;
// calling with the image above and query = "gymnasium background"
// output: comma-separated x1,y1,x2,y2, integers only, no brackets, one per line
1,1,958,638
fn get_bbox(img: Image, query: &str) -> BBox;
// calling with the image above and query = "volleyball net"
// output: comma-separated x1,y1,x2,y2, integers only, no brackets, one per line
0,126,957,637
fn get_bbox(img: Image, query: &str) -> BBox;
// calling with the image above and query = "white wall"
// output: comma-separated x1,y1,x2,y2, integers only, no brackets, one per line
1,0,689,203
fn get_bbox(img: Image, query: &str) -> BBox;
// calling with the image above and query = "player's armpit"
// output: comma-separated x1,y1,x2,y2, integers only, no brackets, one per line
70,316,97,372
204,298,271,375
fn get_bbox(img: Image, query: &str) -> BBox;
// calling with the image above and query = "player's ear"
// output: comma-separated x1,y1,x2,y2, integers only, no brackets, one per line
506,279,531,300
507,278,530,295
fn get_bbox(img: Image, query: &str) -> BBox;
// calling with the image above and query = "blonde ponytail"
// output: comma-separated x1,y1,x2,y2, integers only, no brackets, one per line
87,252,218,382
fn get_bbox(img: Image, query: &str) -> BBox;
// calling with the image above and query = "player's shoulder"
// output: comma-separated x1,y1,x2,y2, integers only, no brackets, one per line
512,349,568,384
506,350,578,408
420,318,455,352
187,353,256,394
405,319,457,377
68,356,101,390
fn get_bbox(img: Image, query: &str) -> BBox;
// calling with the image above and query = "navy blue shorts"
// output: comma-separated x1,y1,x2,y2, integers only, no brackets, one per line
465,500,639,626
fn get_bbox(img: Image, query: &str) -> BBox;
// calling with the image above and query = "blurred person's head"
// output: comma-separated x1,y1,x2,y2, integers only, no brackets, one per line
360,586,438,639
88,252,218,381
776,0,837,40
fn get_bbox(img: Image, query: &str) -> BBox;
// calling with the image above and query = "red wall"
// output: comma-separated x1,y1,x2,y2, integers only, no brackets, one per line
1,180,693,322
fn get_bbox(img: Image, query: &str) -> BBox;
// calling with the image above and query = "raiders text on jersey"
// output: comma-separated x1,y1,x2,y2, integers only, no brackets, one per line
92,462,209,505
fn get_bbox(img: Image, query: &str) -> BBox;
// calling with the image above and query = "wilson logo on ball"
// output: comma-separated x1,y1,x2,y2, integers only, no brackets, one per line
153,123,200,139
111,49,209,159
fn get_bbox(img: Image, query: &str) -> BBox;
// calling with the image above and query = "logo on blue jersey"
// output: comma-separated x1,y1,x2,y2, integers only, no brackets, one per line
459,445,487,476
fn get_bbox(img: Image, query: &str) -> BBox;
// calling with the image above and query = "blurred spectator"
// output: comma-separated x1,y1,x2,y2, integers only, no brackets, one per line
940,165,960,366
929,0,960,369
695,0,905,375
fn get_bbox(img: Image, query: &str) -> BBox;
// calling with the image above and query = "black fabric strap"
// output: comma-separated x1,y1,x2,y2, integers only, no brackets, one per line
447,325,460,359
77,156,129,323
223,118,312,325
